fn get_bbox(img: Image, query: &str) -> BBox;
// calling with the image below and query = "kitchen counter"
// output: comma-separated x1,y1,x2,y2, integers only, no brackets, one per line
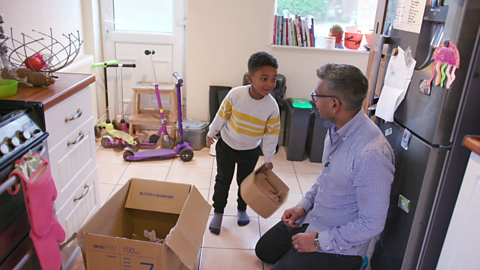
1,73,95,111
463,136,480,156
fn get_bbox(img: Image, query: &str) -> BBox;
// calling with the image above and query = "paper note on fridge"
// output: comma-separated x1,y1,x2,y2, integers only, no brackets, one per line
376,47,416,122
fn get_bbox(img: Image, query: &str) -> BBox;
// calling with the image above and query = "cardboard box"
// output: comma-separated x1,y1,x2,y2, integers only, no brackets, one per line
241,166,290,218
77,178,211,270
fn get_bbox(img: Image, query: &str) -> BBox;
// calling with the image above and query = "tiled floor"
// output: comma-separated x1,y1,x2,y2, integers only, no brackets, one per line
69,130,375,270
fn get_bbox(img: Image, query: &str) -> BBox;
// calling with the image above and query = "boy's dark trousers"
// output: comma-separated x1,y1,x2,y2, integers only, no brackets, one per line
212,137,261,213
255,221,363,270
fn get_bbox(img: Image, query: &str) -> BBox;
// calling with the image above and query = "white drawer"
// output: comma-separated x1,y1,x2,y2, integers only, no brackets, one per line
50,116,97,209
45,87,93,149
56,166,99,241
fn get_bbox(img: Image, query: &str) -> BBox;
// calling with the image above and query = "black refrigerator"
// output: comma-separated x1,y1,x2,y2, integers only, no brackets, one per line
368,0,480,269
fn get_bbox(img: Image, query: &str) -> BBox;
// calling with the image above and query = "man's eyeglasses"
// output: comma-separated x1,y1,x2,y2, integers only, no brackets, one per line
311,90,342,105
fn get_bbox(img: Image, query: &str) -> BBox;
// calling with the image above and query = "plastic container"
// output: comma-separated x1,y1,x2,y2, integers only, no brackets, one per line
344,32,363,50
306,101,328,163
0,79,19,98
284,98,312,161
176,119,209,150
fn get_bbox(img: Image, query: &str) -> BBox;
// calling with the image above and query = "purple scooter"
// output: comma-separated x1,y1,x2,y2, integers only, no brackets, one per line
122,52,194,162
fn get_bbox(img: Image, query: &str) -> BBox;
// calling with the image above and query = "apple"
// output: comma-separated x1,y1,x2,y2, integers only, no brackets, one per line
24,54,46,71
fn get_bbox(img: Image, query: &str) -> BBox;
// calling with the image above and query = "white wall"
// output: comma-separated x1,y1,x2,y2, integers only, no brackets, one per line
186,0,369,121
0,0,85,56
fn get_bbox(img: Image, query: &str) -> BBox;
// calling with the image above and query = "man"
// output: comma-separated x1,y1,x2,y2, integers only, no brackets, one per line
255,64,395,270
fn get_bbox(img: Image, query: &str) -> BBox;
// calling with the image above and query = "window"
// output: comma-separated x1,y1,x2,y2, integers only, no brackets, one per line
113,0,173,33
275,0,378,49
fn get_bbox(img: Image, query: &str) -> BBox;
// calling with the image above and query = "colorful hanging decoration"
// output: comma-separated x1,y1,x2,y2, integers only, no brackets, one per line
329,24,344,46
427,40,460,89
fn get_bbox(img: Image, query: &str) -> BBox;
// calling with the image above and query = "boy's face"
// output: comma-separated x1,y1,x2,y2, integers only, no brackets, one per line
247,66,277,100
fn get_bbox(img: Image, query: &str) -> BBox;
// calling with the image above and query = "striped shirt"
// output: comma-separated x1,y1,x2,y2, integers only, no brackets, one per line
207,86,280,162
298,110,395,257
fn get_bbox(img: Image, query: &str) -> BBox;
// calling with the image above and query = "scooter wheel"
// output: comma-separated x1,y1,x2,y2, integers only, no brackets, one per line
112,119,121,130
162,136,175,149
123,150,134,161
133,137,142,151
94,126,101,138
101,138,112,148
179,148,194,162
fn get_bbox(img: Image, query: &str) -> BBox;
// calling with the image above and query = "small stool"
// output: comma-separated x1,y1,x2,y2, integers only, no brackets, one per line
129,82,177,138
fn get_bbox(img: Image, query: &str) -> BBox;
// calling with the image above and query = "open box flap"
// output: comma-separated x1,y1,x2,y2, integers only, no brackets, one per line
165,186,211,269
125,178,191,214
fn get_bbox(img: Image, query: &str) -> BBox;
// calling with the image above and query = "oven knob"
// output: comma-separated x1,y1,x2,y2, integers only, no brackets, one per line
0,144,8,155
16,130,32,141
7,137,20,148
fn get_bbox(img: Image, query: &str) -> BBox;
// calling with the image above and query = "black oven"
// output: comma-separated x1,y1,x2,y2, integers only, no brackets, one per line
0,101,49,270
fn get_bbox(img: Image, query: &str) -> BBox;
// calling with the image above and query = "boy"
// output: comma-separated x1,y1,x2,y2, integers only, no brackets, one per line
206,51,281,235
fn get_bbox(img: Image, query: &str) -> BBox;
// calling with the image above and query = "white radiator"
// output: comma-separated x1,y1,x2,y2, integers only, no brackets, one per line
58,54,94,74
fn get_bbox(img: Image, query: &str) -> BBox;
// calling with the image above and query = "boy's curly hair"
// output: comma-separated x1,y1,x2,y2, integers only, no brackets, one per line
248,52,278,75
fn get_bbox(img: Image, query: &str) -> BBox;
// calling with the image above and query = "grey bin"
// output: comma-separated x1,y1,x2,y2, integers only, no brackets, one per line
176,119,209,150
284,98,312,161
306,100,328,163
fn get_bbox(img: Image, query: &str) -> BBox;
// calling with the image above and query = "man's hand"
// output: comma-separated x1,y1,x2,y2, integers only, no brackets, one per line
263,162,273,171
206,135,217,146
281,205,306,228
292,232,318,253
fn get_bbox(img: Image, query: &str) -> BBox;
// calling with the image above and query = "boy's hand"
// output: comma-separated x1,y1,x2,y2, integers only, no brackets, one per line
206,135,217,146
263,162,273,171
282,205,306,228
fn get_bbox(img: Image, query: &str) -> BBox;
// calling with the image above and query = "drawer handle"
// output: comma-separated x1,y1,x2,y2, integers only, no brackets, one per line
74,184,90,202
67,131,84,146
65,109,83,122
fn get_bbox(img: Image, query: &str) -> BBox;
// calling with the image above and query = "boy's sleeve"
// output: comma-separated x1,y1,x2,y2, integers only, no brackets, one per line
262,109,280,163
207,94,233,138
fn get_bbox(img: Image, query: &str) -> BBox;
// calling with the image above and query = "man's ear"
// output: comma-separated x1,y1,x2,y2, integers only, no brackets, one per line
331,98,340,112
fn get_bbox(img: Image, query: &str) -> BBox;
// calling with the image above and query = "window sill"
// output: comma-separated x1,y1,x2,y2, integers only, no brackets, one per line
271,44,370,55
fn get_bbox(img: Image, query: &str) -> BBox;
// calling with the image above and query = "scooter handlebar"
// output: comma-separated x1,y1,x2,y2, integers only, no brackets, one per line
173,72,183,84
92,60,118,68
144,50,155,55
119,63,136,68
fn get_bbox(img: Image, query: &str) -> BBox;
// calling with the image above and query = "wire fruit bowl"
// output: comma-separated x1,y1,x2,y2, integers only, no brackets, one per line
0,28,83,76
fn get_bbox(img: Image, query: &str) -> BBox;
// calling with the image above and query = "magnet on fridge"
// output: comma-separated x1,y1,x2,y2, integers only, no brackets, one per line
385,127,393,137
419,79,431,96
398,194,410,213
401,129,412,150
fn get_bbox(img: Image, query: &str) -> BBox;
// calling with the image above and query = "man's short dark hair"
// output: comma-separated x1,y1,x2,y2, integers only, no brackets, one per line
316,64,368,111
248,52,278,75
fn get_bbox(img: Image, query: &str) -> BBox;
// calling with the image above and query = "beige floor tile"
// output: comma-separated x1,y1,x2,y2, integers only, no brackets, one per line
292,159,324,174
296,173,319,195
98,183,116,205
271,153,295,173
97,163,128,184
166,166,212,189
269,193,304,219
109,184,127,201
202,216,260,249
117,164,170,185
208,189,258,217
258,217,282,236
200,248,264,270
198,188,210,202
273,171,301,194
171,148,214,168
66,250,85,270
95,147,130,164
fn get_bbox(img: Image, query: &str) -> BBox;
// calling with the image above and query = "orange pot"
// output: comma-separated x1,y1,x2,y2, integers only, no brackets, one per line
365,32,373,46
344,32,363,50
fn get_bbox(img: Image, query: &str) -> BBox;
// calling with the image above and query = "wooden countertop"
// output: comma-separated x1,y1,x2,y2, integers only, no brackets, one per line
463,136,480,156
0,73,95,111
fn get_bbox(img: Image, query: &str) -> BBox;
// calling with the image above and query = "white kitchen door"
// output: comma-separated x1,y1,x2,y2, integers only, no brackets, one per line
100,0,186,121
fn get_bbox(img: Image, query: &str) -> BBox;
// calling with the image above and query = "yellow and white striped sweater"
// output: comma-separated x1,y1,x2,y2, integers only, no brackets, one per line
208,85,280,163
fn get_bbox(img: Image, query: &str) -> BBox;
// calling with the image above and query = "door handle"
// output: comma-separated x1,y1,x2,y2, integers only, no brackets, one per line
65,108,82,122
67,131,84,146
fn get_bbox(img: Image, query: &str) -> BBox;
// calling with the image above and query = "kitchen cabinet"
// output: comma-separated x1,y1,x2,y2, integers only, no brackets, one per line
1,73,100,268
